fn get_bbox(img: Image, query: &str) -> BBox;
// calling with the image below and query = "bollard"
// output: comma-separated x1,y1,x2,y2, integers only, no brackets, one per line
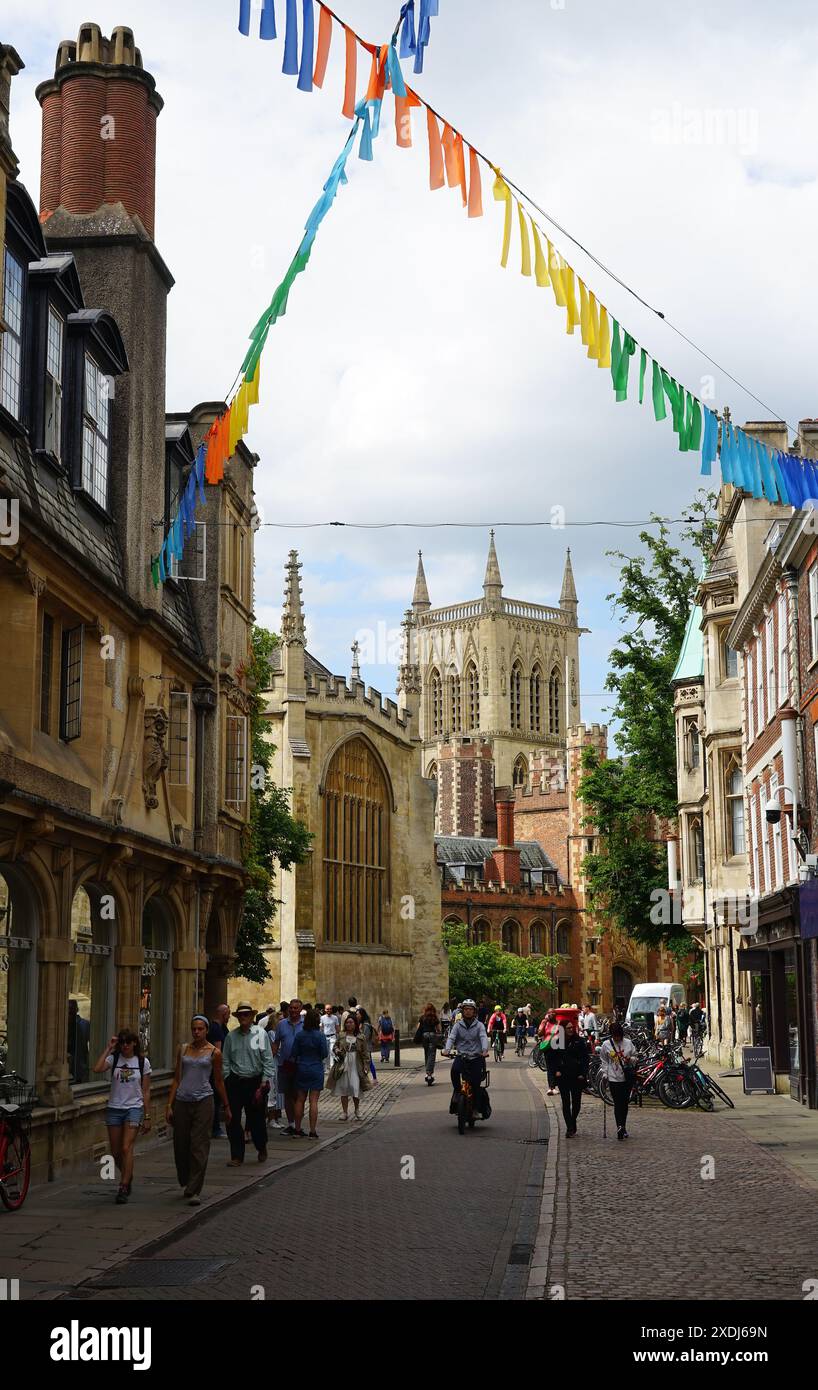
394,1028,400,1067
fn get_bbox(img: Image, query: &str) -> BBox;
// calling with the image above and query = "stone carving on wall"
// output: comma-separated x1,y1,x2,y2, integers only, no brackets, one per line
143,706,169,810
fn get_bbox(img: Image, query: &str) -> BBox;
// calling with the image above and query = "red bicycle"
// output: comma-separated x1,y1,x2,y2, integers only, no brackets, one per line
0,1074,37,1211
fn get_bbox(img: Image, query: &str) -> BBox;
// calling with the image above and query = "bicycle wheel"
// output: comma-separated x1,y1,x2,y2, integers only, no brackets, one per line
598,1075,614,1106
656,1073,694,1109
705,1075,735,1109
694,1087,715,1111
0,1129,31,1211
457,1093,467,1135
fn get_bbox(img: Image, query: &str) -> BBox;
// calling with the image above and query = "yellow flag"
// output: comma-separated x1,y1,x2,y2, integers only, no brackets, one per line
492,171,512,269
579,279,590,346
597,305,612,368
246,360,260,407
228,393,241,453
548,241,566,307
562,262,580,335
532,223,549,287
587,292,600,360
518,203,532,277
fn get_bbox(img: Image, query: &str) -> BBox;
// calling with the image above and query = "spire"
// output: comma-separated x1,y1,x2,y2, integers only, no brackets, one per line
560,547,578,618
351,639,361,683
281,549,306,645
412,550,431,614
483,529,503,612
397,609,421,725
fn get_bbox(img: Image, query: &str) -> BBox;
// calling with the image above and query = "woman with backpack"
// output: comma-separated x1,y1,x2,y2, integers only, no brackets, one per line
598,1021,637,1140
377,1008,395,1063
93,1028,152,1205
414,1003,442,1085
166,1015,231,1205
537,1009,561,1094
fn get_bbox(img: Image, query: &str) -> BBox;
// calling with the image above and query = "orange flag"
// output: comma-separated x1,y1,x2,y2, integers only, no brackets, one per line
442,123,459,188
453,133,467,206
313,5,332,87
426,108,445,189
467,146,483,217
342,28,357,118
395,87,421,148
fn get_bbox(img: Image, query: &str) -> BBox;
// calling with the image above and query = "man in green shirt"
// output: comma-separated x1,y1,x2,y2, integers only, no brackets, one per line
222,1002,275,1165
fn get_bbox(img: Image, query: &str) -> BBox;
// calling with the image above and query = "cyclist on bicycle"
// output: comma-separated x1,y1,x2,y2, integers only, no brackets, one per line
443,1000,489,1102
513,1008,527,1054
486,1005,508,1057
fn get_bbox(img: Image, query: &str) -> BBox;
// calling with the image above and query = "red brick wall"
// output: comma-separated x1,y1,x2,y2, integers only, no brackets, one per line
513,785,570,879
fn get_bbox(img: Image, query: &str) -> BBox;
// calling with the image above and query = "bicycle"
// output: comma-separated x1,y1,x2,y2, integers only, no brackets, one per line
449,1055,491,1133
0,1073,37,1212
529,1040,549,1071
492,1031,505,1063
514,1030,528,1057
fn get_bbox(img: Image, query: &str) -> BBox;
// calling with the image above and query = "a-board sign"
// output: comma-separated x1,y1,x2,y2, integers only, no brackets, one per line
742,1045,775,1094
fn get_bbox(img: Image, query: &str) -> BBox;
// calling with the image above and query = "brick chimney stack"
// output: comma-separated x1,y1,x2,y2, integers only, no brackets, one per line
491,787,521,888
36,24,162,237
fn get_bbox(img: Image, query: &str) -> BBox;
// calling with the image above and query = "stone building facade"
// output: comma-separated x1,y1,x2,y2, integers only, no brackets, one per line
228,553,447,1033
0,26,255,1178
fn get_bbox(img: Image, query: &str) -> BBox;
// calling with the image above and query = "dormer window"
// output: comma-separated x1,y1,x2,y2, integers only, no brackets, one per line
45,307,64,458
1,248,24,419
82,354,110,510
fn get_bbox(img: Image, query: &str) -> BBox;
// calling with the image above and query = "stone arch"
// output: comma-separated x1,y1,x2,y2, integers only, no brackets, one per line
512,754,528,789
501,919,520,954
322,736,391,947
529,921,545,954
555,918,571,955
472,917,490,945
67,879,119,1083
318,729,397,813
0,859,42,1081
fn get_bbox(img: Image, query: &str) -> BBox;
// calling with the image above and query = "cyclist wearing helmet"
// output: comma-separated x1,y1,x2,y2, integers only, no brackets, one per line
443,1000,489,1105
486,1004,508,1057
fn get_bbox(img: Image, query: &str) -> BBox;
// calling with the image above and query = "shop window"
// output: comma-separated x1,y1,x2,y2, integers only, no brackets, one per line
140,901,172,1069
0,870,37,1081
68,887,114,1085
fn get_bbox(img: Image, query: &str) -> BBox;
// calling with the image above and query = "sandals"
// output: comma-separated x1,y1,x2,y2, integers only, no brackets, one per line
308,1130,319,1139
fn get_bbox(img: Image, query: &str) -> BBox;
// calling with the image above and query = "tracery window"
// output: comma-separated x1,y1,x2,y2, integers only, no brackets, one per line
510,661,523,730
324,738,389,946
466,661,480,730
430,669,442,737
548,666,561,736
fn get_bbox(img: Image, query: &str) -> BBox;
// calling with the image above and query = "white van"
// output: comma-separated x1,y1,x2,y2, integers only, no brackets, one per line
626,982,685,1023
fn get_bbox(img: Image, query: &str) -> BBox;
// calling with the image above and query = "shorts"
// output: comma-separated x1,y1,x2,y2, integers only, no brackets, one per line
105,1105,144,1129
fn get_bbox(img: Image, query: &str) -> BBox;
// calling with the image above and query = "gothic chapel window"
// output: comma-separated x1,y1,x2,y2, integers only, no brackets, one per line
466,661,480,730
530,664,543,734
430,669,442,736
324,738,388,946
548,666,561,736
510,661,523,730
449,672,462,733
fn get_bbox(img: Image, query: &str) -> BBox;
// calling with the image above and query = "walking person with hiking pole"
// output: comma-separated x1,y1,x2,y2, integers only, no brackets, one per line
598,1021,637,1141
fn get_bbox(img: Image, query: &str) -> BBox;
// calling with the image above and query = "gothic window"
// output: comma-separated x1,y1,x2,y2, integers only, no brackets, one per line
548,666,561,736
725,756,745,857
689,816,704,882
530,922,544,954
556,922,570,955
501,920,520,953
466,661,480,730
430,669,442,737
323,738,389,946
510,661,523,730
449,671,462,733
472,918,490,944
426,761,438,782
683,717,700,770
513,755,528,789
530,664,543,733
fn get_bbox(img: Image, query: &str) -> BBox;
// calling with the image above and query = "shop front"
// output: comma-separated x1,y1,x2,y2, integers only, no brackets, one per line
738,885,817,1108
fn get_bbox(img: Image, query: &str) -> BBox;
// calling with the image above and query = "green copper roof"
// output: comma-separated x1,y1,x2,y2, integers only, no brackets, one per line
671,603,704,683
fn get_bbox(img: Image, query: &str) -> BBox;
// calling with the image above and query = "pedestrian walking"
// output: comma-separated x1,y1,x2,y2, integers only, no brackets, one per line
207,1004,230,1137
326,1015,373,1119
92,1029,152,1205
166,1015,231,1204
537,1009,562,1094
676,1002,690,1048
271,999,304,1134
440,1001,453,1038
356,1007,378,1080
222,1002,275,1166
414,1003,442,1085
598,1022,637,1140
341,996,358,1027
377,1008,395,1063
655,1005,673,1045
290,1008,329,1138
320,1002,340,1070
551,1018,590,1138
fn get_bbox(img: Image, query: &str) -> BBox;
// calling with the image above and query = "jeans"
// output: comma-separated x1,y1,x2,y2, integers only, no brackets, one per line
225,1075,267,1160
380,1041,392,1062
608,1079,630,1131
423,1034,439,1076
557,1077,584,1131
545,1050,559,1089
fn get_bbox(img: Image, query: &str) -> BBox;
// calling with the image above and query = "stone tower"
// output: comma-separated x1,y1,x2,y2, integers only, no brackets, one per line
407,535,583,836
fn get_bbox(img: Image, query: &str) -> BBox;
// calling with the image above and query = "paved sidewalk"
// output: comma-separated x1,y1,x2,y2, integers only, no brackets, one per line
715,1073,818,1191
2,1060,419,1301
527,1065,818,1301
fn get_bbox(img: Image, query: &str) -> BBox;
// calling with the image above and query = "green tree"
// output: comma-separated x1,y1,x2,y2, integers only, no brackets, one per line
443,923,560,1009
579,492,716,951
234,627,312,982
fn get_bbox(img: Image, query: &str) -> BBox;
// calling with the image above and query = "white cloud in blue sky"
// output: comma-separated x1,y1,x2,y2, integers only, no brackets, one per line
6,0,818,727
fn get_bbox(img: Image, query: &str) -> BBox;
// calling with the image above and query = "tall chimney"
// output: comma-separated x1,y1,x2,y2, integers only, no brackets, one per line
35,25,172,608
492,786,521,888
36,24,161,237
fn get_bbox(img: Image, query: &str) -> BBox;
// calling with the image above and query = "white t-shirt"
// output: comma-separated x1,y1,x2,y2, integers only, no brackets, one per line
106,1053,151,1108
320,1013,340,1040
598,1037,635,1083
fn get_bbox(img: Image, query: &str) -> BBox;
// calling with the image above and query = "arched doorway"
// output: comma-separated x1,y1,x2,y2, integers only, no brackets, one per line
68,884,116,1085
141,896,174,1069
612,965,633,1012
0,866,38,1081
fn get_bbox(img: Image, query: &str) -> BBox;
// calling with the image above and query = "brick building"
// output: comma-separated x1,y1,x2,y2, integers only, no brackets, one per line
0,26,256,1177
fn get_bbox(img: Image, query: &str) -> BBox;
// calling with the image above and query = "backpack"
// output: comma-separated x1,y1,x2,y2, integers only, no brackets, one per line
379,1017,394,1039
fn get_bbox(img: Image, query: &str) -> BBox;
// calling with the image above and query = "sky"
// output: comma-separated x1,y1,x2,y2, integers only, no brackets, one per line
5,0,818,729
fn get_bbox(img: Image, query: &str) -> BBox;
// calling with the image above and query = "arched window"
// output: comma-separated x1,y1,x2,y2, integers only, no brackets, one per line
501,920,520,953
69,885,115,1085
430,669,442,737
466,661,480,731
141,898,173,1069
449,671,462,733
513,755,528,789
426,761,438,782
472,918,490,945
689,816,704,882
510,661,523,730
549,666,561,736
530,922,544,954
556,922,570,955
725,756,745,856
530,664,543,733
324,738,389,947
0,867,38,1081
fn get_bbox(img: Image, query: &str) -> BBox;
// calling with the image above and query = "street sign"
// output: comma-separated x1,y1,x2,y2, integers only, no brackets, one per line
742,1045,775,1094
